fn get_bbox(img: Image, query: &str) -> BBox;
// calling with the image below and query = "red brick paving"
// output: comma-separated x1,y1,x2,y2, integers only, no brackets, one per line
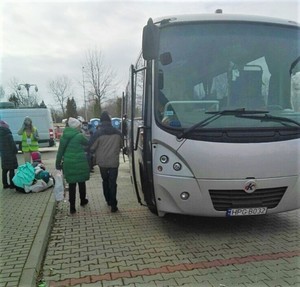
48,249,300,286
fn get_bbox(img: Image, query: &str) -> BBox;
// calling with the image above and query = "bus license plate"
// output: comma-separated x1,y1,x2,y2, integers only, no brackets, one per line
226,207,267,217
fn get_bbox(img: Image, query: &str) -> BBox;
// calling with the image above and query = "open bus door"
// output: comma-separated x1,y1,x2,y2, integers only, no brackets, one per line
124,19,160,215
127,65,145,210
128,63,158,215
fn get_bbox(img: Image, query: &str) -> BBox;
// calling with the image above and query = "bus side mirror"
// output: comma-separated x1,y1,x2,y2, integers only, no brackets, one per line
142,18,159,60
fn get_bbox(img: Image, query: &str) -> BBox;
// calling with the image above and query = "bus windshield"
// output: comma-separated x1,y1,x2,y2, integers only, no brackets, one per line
155,22,300,133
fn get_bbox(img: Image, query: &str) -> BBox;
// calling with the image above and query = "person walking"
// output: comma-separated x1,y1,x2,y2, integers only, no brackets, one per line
81,121,95,173
0,120,18,189
18,116,39,163
89,111,123,212
55,117,90,214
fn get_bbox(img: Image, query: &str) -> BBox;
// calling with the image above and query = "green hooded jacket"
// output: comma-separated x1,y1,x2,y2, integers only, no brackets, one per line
55,127,90,184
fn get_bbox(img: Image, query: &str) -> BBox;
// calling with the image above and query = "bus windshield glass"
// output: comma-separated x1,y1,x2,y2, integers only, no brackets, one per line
155,22,300,133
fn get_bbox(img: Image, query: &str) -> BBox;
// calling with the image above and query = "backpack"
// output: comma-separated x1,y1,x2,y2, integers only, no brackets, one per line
12,162,35,188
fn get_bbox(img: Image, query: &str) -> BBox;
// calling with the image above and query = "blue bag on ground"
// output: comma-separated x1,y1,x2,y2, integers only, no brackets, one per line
12,162,35,188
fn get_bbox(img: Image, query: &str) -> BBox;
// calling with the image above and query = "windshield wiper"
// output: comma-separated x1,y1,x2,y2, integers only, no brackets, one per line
177,108,269,139
235,114,300,127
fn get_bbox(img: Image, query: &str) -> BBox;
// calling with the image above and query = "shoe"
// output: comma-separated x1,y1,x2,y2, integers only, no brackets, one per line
80,199,89,206
70,208,76,214
111,206,118,213
3,184,10,189
10,185,16,189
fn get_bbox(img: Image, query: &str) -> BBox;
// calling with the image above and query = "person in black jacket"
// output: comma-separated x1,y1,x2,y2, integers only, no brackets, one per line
0,120,18,189
89,111,123,212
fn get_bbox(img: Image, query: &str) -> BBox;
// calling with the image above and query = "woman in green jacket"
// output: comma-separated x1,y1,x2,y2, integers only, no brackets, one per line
56,117,90,214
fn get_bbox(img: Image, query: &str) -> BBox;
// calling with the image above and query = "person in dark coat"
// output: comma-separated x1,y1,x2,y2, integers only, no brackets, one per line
89,111,123,212
0,120,18,189
55,117,90,214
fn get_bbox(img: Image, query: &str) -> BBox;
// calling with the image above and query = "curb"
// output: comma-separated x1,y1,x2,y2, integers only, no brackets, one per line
19,192,57,287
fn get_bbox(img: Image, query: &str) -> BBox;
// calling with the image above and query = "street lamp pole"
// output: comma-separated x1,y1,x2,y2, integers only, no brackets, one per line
18,83,38,105
82,66,87,121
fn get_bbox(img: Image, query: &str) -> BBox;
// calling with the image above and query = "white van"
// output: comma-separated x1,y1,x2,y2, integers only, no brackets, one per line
0,106,56,150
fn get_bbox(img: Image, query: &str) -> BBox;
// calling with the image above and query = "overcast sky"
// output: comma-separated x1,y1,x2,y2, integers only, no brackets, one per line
0,0,299,111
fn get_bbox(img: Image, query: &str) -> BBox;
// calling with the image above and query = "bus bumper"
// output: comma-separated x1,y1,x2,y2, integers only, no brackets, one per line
154,174,300,217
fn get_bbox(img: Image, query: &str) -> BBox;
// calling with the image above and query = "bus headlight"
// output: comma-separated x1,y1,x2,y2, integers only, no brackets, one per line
160,155,169,164
180,192,190,200
173,162,182,171
153,144,193,177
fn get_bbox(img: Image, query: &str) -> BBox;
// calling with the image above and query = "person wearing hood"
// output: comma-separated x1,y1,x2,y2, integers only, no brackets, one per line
89,111,123,212
0,120,18,189
55,117,90,214
18,116,39,163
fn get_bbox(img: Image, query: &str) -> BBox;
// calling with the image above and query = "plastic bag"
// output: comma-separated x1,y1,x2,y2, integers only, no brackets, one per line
25,178,54,193
53,170,64,201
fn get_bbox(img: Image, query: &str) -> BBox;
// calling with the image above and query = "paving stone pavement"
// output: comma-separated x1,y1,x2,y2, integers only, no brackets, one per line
1,151,300,287
0,168,55,287
40,158,300,287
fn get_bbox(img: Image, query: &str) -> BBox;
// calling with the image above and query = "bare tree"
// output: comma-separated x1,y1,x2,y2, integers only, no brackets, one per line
48,76,73,116
83,48,118,112
8,77,39,107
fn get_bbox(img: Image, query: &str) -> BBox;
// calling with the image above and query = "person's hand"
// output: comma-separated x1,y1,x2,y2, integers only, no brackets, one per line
56,163,62,170
33,131,39,140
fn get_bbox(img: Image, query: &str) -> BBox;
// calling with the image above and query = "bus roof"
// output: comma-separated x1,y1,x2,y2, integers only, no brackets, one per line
153,13,299,28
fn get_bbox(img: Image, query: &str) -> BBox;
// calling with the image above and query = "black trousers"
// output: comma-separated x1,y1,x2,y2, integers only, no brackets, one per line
2,169,15,187
100,167,118,208
68,182,86,208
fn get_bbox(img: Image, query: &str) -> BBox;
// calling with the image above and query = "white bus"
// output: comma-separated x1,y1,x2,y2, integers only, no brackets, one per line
123,11,300,217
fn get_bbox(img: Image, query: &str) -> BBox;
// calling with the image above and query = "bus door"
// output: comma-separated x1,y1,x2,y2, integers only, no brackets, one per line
129,57,157,214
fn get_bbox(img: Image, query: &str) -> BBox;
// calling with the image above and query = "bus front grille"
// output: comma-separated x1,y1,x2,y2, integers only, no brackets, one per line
209,187,287,211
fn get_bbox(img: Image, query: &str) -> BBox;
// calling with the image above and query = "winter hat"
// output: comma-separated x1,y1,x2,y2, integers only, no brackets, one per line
0,120,9,129
31,152,42,163
24,117,32,125
100,111,111,123
68,117,81,129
